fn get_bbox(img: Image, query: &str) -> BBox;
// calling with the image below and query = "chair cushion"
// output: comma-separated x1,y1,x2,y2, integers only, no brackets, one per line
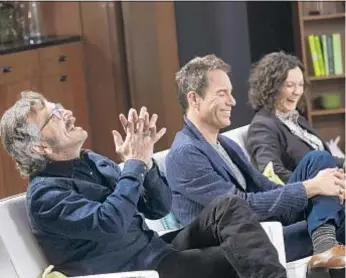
263,162,284,185
222,125,250,160
0,194,48,278
286,256,311,278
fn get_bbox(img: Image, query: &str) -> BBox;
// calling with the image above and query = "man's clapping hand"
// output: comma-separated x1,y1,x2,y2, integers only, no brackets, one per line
112,107,166,168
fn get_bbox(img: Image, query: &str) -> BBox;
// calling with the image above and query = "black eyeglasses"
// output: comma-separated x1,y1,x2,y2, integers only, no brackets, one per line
40,103,64,131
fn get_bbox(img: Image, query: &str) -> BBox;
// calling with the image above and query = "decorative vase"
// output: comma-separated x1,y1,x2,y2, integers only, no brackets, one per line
15,1,44,42
0,2,19,45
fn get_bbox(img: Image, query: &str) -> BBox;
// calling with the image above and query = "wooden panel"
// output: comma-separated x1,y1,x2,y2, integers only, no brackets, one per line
300,2,344,16
122,2,183,152
40,74,75,110
309,78,345,109
79,2,130,161
0,50,40,85
63,70,92,149
40,70,92,149
39,42,84,76
40,2,82,36
312,114,345,152
0,77,40,96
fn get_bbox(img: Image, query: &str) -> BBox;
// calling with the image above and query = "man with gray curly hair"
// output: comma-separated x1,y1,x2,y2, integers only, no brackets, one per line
166,54,346,278
0,91,288,278
0,91,53,177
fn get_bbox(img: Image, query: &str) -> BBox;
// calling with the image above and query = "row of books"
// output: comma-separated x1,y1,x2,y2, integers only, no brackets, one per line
307,33,343,77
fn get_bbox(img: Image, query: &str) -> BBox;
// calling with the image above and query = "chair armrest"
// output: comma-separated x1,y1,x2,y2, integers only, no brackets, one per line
260,221,287,267
72,270,159,278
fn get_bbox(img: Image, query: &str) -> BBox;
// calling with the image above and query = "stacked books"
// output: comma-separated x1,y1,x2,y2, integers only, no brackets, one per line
307,33,343,77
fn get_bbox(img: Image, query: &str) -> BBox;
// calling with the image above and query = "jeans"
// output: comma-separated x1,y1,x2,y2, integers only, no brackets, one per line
157,195,287,278
283,151,345,262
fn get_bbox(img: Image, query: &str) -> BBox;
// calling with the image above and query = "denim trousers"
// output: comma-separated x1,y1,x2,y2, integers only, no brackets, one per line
157,195,287,278
281,151,345,262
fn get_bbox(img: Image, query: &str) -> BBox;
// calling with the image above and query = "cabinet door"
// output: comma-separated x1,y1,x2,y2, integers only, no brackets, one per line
39,42,84,76
2,77,41,96
41,72,92,148
41,74,75,110
0,50,40,85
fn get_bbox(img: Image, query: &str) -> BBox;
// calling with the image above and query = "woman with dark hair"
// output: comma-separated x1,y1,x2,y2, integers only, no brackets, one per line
246,51,344,183
246,51,346,277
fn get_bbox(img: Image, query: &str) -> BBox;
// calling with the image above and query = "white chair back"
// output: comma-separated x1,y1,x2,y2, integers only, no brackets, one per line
0,194,48,278
222,125,250,160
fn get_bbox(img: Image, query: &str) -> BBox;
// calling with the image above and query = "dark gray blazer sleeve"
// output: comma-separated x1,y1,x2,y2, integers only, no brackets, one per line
247,118,292,182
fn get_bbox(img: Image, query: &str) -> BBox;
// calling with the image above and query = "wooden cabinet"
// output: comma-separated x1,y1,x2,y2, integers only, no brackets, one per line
0,40,91,199
39,42,92,148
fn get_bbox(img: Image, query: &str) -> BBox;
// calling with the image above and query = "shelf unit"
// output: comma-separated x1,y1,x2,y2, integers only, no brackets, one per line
293,2,345,151
302,12,346,21
311,108,345,116
308,74,345,81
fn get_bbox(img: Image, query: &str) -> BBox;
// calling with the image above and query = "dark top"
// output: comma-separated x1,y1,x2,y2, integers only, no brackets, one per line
27,149,173,276
246,108,344,182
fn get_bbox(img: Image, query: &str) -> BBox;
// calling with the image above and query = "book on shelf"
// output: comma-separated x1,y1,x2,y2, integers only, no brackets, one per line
332,33,343,74
326,35,335,75
321,35,329,75
307,34,321,76
314,35,325,75
307,32,343,77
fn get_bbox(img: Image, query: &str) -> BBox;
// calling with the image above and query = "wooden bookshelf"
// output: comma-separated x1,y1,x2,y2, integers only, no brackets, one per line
308,74,345,81
311,108,345,116
302,12,346,21
293,2,346,151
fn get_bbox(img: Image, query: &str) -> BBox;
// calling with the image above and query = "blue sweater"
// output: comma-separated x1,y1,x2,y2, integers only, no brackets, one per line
165,117,308,225
27,150,173,276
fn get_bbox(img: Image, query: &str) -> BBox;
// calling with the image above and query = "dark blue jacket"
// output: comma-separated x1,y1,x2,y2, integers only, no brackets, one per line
165,117,308,225
27,150,173,276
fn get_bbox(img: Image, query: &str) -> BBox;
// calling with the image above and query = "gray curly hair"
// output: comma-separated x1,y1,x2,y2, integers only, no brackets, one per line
175,54,231,112
0,91,48,177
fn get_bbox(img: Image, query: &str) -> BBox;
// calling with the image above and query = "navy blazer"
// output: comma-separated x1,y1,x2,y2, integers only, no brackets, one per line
165,117,308,225
247,108,344,182
27,150,173,276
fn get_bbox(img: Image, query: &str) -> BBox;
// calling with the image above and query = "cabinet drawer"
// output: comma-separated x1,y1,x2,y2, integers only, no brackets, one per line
40,71,91,148
0,50,40,85
39,42,84,76
40,71,85,111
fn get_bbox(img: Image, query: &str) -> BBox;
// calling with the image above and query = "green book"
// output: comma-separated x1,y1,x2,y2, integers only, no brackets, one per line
308,34,321,76
321,35,329,75
326,35,335,75
314,35,325,76
332,33,343,74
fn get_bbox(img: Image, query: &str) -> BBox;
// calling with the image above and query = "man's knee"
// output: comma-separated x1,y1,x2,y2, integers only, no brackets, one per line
212,194,249,211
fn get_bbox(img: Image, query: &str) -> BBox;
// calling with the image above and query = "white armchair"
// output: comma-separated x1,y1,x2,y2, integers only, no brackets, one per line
0,194,159,278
